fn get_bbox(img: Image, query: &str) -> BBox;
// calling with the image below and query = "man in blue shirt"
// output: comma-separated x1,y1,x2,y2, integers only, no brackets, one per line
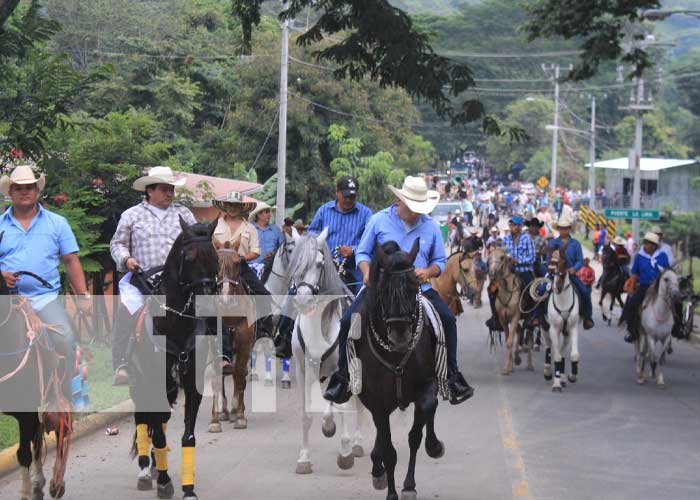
249,201,285,281
0,164,91,399
323,176,474,405
548,212,595,330
619,231,670,342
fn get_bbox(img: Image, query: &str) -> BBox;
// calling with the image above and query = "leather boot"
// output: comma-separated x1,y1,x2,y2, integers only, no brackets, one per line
275,333,292,359
323,370,351,404
448,371,475,405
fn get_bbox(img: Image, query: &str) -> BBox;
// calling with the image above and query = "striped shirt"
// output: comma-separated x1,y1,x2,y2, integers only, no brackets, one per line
307,200,372,252
503,233,535,272
110,201,197,273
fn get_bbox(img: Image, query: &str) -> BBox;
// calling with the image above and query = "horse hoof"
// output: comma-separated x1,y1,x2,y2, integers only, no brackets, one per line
217,411,229,422
514,355,522,366
137,471,153,491
352,445,364,458
31,489,43,500
501,369,511,376
401,490,418,500
372,472,388,490
560,379,567,387
322,421,336,438
183,495,198,500
568,374,577,384
48,479,65,499
637,377,645,385
157,481,174,499
281,380,292,389
233,418,248,429
337,453,355,470
264,376,274,387
296,461,312,475
544,373,552,381
667,346,673,355
208,422,222,433
527,365,534,372
426,439,445,459
552,386,562,393
251,373,259,381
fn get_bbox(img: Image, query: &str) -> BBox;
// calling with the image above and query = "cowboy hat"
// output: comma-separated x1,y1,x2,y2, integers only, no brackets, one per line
0,164,45,196
248,201,275,221
388,176,439,215
553,212,574,228
525,218,544,228
468,226,480,235
132,166,187,192
650,225,663,235
643,231,660,246
490,226,499,233
213,191,257,215
613,236,626,246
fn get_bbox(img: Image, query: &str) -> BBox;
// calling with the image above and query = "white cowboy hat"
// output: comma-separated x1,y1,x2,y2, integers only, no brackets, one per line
248,201,275,221
213,191,257,215
388,176,439,215
553,212,574,228
643,231,660,245
613,236,626,246
0,164,45,196
490,226,499,233
468,226,480,235
650,225,663,235
132,166,187,192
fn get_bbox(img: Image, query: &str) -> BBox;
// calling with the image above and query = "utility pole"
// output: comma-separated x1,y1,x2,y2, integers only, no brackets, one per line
588,95,596,212
542,64,572,192
275,1,289,223
628,75,653,242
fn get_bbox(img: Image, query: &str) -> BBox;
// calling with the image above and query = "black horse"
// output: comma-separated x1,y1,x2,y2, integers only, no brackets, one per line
0,241,71,499
128,216,218,500
598,245,626,325
352,240,445,500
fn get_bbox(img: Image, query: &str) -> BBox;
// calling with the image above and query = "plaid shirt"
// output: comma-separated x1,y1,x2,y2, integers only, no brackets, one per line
532,234,547,256
110,202,197,272
503,233,535,272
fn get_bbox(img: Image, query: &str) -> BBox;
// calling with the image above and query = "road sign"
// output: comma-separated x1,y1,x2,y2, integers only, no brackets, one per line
536,176,549,189
604,209,660,220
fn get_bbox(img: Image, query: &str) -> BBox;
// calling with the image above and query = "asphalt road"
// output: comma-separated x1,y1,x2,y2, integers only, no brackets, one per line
1,298,699,500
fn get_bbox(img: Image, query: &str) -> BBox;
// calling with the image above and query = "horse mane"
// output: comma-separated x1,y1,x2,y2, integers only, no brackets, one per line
367,241,419,321
288,233,348,297
161,222,216,296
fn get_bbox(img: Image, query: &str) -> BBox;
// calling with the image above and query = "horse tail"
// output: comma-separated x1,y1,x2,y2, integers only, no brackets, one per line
34,421,46,465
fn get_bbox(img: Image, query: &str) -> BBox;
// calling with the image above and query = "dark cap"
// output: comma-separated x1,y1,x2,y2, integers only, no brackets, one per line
283,217,294,227
336,176,359,197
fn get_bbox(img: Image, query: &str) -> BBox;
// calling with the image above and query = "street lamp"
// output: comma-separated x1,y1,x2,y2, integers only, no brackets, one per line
642,9,700,20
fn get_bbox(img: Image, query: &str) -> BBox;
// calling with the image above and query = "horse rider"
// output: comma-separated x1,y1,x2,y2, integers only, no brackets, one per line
249,201,285,284
212,192,274,370
526,217,548,277
547,211,595,330
485,226,501,251
275,176,372,358
650,225,675,267
110,166,197,385
462,226,483,254
619,231,672,343
596,235,630,289
0,164,90,399
323,176,475,406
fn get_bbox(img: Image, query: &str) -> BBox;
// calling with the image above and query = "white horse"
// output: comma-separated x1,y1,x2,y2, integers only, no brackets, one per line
636,268,682,386
287,228,365,475
544,248,580,393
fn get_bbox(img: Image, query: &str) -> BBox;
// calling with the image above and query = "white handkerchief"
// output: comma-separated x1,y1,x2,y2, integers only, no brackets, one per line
119,272,145,315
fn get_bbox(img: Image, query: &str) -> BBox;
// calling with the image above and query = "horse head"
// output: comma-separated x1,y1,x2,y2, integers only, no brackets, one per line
370,239,420,353
168,215,219,299
488,247,508,280
214,238,244,304
288,227,330,310
658,268,683,305
549,248,569,294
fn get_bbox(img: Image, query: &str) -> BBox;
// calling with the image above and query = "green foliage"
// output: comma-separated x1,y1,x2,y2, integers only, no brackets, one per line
613,111,690,158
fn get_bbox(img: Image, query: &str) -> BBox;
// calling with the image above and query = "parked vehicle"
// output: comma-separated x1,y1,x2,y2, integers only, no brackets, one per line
432,201,463,224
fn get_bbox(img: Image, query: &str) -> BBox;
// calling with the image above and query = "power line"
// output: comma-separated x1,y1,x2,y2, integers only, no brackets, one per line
439,49,583,59
248,109,280,172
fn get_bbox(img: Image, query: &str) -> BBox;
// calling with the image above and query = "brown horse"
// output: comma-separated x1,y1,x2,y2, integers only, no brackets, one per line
488,248,532,375
208,239,257,432
431,252,479,316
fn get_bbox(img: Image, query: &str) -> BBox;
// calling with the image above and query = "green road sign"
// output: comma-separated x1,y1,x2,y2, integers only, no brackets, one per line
604,209,660,220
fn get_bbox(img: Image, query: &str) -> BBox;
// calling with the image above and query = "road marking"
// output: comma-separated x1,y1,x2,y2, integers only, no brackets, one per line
497,401,534,499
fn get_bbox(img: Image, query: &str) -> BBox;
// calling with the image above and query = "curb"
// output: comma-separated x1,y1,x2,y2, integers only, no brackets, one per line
0,399,134,479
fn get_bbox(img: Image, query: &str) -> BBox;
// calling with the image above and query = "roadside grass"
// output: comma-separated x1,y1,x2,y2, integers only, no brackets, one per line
0,346,128,450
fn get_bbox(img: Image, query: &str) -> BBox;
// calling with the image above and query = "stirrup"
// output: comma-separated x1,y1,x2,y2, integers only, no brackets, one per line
112,364,130,386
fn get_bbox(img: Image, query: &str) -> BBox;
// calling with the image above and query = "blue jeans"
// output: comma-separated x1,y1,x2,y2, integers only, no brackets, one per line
36,297,76,398
569,275,593,320
337,287,460,374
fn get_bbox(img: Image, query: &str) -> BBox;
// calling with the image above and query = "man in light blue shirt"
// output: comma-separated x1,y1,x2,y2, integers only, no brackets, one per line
249,202,285,275
324,176,474,405
0,164,90,399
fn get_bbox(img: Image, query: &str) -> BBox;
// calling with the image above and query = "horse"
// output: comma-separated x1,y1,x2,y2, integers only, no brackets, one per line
431,251,478,315
487,247,531,374
635,268,682,386
128,216,219,500
346,240,446,500
543,248,580,392
598,245,626,325
286,228,365,475
0,266,72,500
207,238,256,432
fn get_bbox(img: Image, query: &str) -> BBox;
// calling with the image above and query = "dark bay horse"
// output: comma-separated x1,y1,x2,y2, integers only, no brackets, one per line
0,256,72,499
599,245,626,325
350,240,445,500
129,216,218,500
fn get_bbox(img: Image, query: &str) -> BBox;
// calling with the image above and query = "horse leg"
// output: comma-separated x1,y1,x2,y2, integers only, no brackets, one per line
208,373,223,433
351,397,366,458
30,417,46,500
526,329,534,371
657,334,672,387
372,413,399,500
636,335,647,385
133,412,153,491
232,329,252,429
401,404,428,500
599,292,607,323
336,405,355,470
568,326,580,384
181,361,203,500
550,331,563,392
296,360,313,474
16,414,39,500
371,431,387,490
151,413,174,499
502,318,515,375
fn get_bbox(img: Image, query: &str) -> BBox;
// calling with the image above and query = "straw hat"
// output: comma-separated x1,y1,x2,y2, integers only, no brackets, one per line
248,201,274,221
0,164,45,196
553,212,574,228
613,236,626,246
490,226,499,233
642,231,660,246
650,225,663,235
468,226,480,235
388,176,439,215
213,191,257,215
132,166,186,192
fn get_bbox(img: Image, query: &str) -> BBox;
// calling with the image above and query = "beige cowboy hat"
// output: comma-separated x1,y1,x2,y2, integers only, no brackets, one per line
213,191,257,215
650,225,663,235
388,176,439,215
0,164,45,196
468,226,480,235
132,166,187,192
613,236,626,246
490,226,499,233
643,231,660,246
248,201,275,221
553,212,574,229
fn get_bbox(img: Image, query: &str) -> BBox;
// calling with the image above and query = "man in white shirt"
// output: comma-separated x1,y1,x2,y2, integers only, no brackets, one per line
651,225,675,267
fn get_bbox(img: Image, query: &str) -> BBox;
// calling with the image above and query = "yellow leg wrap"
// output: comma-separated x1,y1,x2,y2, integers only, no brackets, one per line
181,447,195,486
136,424,150,457
153,447,168,472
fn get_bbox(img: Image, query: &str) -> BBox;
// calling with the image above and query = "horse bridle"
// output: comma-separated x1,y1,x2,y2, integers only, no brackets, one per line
216,248,242,289
177,235,218,295
295,247,324,296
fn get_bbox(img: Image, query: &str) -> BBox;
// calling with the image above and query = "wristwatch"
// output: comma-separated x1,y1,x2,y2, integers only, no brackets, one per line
79,292,92,300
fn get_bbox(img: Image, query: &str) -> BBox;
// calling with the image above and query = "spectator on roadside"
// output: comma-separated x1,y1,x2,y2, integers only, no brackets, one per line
577,257,596,288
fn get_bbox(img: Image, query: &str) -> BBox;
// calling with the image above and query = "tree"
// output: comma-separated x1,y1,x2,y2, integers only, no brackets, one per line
613,110,690,158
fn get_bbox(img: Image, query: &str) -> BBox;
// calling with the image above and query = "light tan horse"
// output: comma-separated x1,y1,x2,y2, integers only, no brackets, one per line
488,247,530,375
432,251,480,315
